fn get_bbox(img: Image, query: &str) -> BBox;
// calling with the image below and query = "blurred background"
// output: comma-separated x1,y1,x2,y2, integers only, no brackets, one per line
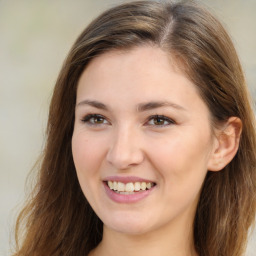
0,0,255,255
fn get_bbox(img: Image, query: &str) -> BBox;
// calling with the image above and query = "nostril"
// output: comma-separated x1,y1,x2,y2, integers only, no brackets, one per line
106,149,144,170
106,132,144,169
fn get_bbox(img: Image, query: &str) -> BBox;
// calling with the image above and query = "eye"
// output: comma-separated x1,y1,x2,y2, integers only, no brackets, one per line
81,114,109,125
146,115,175,127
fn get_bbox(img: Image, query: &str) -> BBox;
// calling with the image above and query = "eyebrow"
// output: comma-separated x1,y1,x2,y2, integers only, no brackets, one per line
76,100,108,110
76,99,186,112
137,101,186,112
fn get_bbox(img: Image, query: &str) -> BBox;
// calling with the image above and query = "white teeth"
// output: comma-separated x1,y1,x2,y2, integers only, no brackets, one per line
134,182,140,191
125,182,134,192
108,181,113,189
141,182,146,190
113,181,118,190
107,181,154,192
117,182,125,192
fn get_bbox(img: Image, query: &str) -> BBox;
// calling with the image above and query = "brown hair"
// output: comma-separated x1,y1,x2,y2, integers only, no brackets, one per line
13,1,256,255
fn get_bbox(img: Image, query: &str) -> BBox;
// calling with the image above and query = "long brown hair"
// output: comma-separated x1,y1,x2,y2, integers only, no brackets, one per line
13,1,256,255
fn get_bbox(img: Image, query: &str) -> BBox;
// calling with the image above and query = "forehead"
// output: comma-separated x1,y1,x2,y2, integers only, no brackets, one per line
83,45,184,78
76,46,211,123
77,46,191,94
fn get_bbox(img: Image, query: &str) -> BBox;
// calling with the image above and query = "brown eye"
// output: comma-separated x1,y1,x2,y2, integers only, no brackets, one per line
147,115,175,126
153,117,165,125
92,116,104,124
82,114,109,125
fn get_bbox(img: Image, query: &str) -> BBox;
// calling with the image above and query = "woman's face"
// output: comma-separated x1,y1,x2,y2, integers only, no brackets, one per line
72,46,217,235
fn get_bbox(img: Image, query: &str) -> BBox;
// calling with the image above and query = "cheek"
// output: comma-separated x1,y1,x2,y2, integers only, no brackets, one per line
148,129,212,198
151,131,210,168
71,132,106,193
72,132,104,171
71,132,109,212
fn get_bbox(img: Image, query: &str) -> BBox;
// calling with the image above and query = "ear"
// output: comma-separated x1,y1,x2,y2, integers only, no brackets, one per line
207,117,242,172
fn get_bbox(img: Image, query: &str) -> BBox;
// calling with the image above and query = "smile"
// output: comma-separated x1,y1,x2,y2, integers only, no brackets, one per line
103,177,156,203
107,181,155,194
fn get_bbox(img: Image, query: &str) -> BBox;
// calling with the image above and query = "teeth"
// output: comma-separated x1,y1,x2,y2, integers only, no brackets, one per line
113,181,118,190
125,182,134,192
107,181,154,193
117,182,125,192
134,182,140,191
141,182,146,190
108,181,113,189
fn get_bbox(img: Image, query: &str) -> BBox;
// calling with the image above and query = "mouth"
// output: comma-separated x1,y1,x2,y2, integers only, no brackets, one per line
104,180,156,194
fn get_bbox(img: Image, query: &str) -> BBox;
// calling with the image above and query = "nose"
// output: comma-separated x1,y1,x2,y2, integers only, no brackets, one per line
106,126,144,170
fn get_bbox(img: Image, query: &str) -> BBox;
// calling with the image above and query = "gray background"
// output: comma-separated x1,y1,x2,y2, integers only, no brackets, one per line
0,0,255,255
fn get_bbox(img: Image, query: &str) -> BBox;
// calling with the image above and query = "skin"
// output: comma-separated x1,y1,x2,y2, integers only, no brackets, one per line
72,46,221,256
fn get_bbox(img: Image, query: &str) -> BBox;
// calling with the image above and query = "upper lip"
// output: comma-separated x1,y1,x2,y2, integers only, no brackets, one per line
103,176,155,184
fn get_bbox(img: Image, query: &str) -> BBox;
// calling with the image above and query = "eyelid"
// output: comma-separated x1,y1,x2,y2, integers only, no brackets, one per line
80,113,175,127
145,115,176,127
81,114,110,125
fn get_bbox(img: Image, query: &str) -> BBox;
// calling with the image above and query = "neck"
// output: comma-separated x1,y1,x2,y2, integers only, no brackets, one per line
90,215,198,256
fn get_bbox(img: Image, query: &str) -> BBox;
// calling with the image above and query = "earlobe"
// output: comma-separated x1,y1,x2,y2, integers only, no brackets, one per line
207,117,242,172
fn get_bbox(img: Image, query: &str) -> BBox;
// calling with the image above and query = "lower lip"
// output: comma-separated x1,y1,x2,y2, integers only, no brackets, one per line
103,182,155,203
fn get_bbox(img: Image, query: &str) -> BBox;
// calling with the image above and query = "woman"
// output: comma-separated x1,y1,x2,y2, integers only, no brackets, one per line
13,1,256,256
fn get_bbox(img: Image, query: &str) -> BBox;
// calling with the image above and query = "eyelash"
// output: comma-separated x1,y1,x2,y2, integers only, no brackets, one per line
146,115,176,127
81,114,109,125
81,114,175,127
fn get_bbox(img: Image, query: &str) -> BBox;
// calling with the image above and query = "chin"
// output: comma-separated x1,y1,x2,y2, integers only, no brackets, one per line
102,212,154,235
108,222,151,235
